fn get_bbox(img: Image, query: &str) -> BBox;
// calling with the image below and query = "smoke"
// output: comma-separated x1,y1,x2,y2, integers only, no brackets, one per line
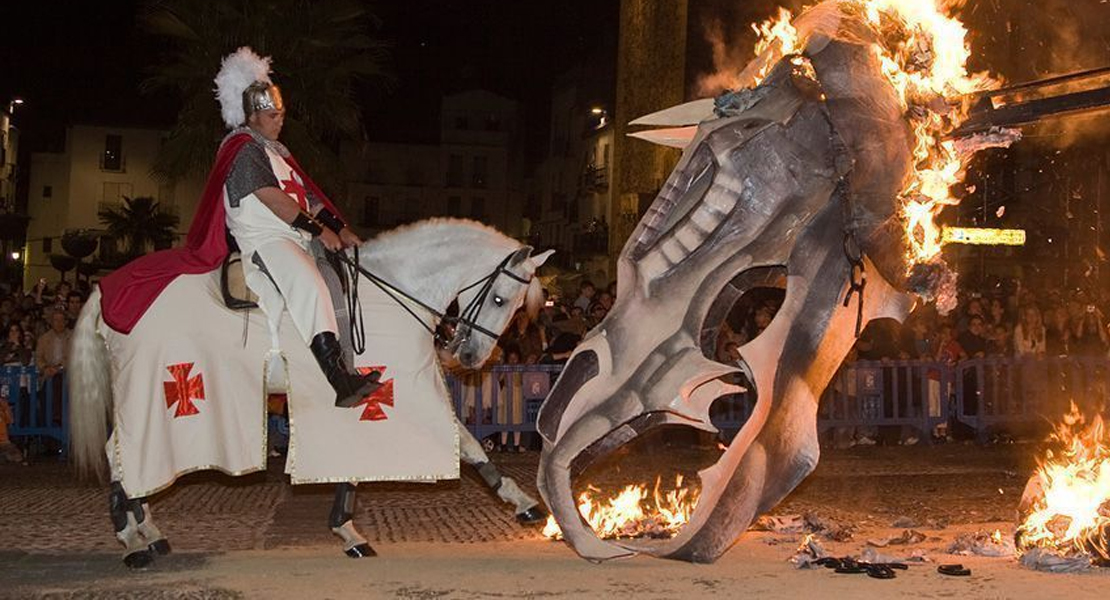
688,0,807,98
694,17,746,97
1009,0,1110,149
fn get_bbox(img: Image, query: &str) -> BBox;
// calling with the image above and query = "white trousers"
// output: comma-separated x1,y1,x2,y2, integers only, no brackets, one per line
243,238,338,345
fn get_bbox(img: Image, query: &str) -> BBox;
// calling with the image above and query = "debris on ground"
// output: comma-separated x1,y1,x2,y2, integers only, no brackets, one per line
866,529,927,547
755,515,806,534
754,513,854,541
938,563,972,576
805,514,854,542
789,534,829,569
925,517,949,530
1018,548,1093,573
803,555,909,579
859,546,929,565
946,530,1014,557
890,516,918,528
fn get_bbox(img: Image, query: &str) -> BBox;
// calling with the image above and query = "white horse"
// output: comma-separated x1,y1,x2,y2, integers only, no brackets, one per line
68,218,553,567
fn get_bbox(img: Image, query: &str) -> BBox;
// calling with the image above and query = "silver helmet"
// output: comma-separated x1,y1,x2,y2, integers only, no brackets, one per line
242,81,284,122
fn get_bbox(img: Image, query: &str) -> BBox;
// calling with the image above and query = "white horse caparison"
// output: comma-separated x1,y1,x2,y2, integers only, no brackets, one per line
68,218,553,567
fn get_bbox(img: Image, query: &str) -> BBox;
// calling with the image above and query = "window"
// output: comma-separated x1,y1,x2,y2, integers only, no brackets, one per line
485,114,501,132
470,197,485,221
42,185,52,199
446,154,464,187
102,134,124,172
472,156,488,188
454,115,469,130
361,196,380,226
101,182,133,209
447,196,461,217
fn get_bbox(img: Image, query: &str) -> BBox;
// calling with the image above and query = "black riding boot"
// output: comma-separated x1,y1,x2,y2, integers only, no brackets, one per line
310,332,382,408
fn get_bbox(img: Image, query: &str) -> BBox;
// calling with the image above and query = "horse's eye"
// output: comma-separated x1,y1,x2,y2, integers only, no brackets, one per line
493,295,504,306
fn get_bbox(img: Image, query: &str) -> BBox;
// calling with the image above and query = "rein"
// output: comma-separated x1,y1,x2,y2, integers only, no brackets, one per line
330,249,531,348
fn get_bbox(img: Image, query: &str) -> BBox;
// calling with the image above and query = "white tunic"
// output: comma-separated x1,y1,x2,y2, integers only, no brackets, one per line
221,131,337,344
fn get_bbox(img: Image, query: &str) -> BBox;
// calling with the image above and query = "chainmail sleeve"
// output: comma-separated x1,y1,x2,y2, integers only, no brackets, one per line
305,188,325,213
226,141,279,208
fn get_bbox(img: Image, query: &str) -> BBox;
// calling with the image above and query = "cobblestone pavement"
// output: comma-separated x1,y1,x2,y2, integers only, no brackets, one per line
0,453,546,555
0,443,1038,556
3,443,1107,598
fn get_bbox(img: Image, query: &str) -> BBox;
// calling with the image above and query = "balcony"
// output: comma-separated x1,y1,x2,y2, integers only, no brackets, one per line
581,164,608,193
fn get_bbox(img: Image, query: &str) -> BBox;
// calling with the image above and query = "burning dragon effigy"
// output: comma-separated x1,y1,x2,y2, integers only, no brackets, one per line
536,0,1014,563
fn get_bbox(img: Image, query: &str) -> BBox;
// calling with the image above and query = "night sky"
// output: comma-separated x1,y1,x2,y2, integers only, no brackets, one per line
4,0,1109,174
1,0,619,154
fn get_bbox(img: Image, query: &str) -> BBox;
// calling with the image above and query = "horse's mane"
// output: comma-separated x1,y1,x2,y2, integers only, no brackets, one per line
360,217,545,320
363,217,520,255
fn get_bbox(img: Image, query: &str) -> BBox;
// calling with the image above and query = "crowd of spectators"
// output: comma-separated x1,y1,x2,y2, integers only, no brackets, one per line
5,270,1108,458
0,278,87,464
497,279,618,368
840,279,1109,364
496,273,1110,372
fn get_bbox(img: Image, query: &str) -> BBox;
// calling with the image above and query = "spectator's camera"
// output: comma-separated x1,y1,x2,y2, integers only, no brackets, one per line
544,300,555,307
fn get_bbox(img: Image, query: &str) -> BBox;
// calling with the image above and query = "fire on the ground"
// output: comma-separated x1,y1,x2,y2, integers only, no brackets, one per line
1016,403,1110,564
542,475,699,541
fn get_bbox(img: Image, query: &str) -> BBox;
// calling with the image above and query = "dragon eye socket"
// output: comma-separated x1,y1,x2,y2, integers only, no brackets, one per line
493,295,504,306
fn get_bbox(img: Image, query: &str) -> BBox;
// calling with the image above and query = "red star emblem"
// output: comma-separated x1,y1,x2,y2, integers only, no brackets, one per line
280,176,308,209
354,366,394,421
163,362,205,418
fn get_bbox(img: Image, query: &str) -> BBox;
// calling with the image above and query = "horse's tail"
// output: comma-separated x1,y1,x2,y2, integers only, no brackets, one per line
68,287,113,481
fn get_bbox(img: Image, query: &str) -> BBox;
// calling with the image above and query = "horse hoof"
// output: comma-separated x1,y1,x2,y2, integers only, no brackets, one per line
148,539,172,556
345,543,378,558
123,549,155,569
516,506,548,526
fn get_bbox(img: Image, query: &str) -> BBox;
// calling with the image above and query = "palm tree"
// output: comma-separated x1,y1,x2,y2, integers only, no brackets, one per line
141,0,393,192
98,196,180,259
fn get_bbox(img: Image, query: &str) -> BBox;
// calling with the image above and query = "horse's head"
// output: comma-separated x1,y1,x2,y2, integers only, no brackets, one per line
537,1,949,563
448,246,553,369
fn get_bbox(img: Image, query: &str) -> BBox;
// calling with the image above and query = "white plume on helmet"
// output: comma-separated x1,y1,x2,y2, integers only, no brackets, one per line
214,47,273,129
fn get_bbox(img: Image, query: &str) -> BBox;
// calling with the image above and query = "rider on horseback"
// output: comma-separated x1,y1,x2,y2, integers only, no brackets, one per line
215,48,380,408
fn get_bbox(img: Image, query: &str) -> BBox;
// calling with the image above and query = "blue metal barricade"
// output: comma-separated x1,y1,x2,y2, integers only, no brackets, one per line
955,356,1110,441
2,365,68,455
12,355,1097,457
817,360,952,443
449,365,562,441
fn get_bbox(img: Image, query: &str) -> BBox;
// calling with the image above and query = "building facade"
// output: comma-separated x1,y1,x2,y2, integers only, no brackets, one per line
343,91,526,238
529,66,616,283
23,124,203,286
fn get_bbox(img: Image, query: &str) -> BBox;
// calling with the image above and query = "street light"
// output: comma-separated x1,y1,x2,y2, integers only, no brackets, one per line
7,97,24,114
589,106,608,130
10,251,20,260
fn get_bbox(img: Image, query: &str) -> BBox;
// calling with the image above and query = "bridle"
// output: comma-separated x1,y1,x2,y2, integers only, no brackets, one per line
448,252,532,347
332,249,533,352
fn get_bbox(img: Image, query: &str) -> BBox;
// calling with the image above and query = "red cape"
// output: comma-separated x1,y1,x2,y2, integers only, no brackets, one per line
100,133,344,334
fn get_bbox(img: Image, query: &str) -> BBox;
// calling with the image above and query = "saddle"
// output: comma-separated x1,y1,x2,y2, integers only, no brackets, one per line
220,235,259,311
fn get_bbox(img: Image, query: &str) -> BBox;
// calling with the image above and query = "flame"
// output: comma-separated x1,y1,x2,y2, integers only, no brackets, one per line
749,0,999,266
1016,403,1110,562
751,7,800,84
543,475,700,541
